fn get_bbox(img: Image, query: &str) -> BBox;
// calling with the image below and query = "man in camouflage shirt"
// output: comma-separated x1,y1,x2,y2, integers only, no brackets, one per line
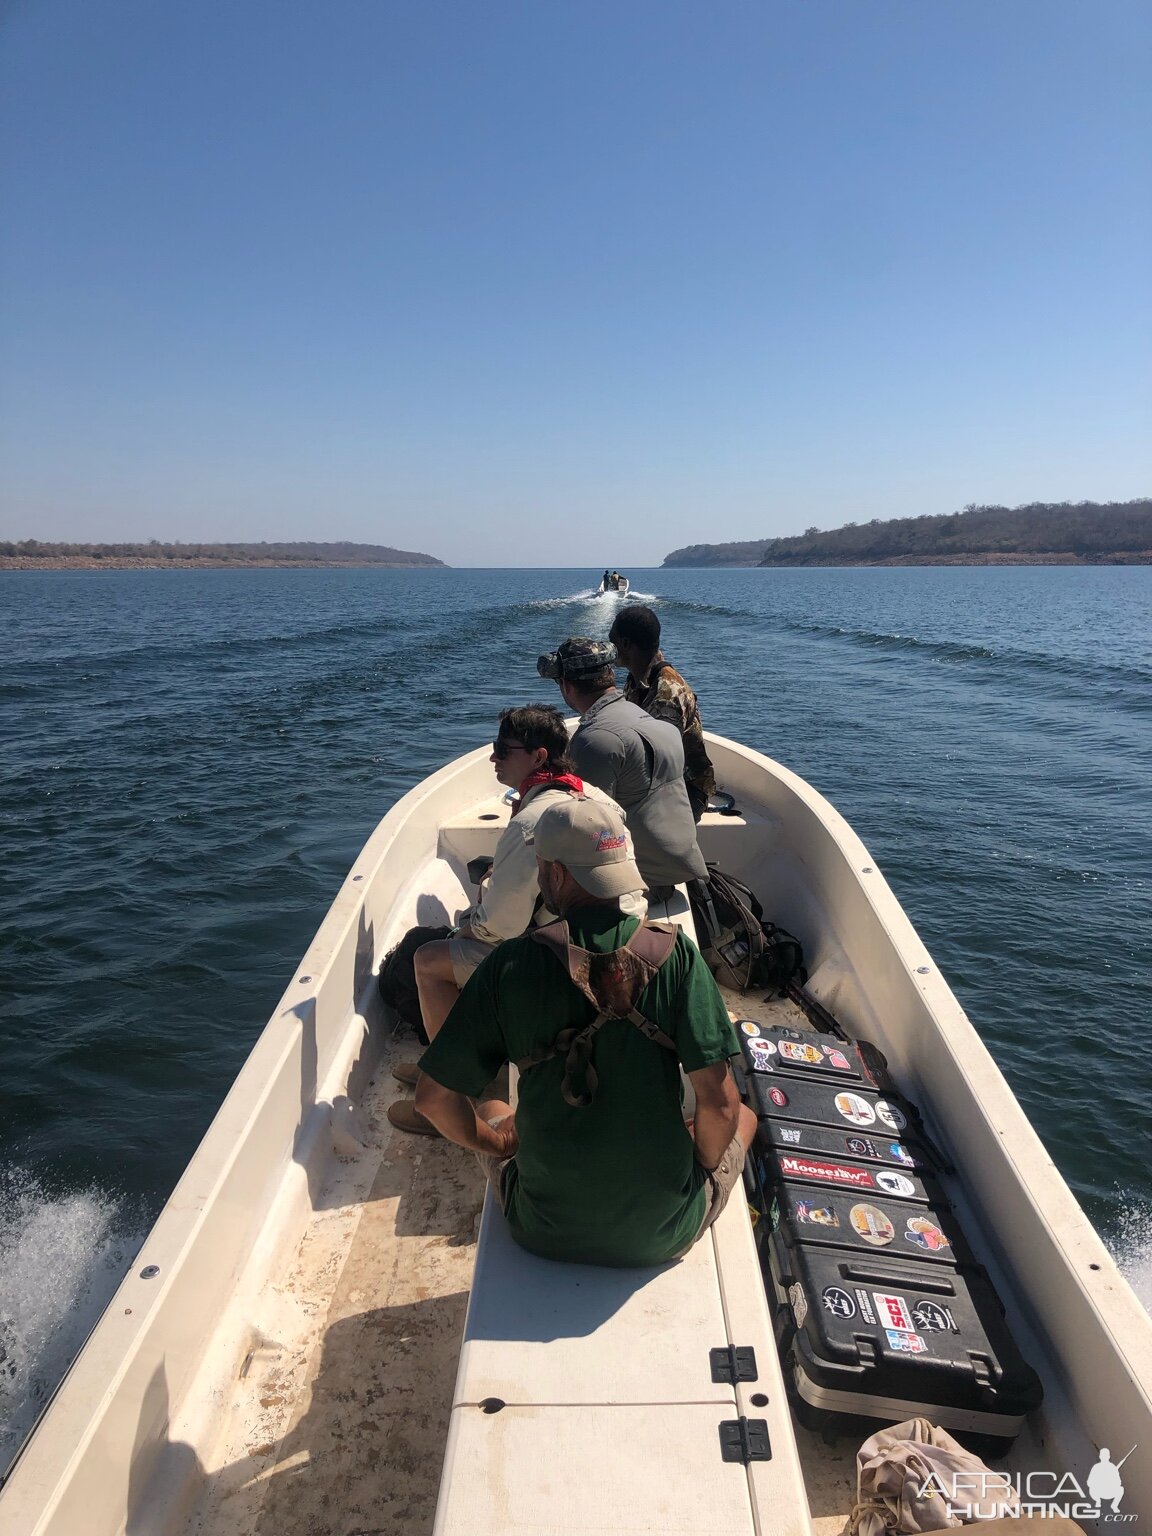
608,606,717,821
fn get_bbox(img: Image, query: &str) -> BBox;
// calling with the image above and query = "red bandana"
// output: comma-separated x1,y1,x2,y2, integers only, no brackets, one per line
512,770,584,815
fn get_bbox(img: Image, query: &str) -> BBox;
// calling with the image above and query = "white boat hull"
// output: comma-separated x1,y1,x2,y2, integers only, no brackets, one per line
3,735,1149,1534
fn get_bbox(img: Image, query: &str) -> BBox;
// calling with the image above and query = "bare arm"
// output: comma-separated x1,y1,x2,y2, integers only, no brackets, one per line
415,1074,518,1156
686,1060,741,1170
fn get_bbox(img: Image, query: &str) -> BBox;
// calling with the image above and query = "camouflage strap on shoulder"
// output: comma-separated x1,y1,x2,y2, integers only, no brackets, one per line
516,919,680,1107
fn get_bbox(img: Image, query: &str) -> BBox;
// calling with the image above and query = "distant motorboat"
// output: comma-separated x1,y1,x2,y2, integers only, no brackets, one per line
597,570,629,595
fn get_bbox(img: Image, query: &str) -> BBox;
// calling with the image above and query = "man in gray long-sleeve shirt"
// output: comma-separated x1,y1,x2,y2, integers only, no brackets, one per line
537,637,708,897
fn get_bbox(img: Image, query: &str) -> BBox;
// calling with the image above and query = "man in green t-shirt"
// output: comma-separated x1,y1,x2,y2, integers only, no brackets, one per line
415,797,757,1267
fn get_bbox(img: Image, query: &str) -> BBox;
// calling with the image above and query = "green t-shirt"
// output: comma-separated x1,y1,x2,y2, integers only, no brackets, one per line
418,907,739,1267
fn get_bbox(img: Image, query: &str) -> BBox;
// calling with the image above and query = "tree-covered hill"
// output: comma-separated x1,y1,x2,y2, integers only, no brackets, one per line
662,500,1152,567
0,539,447,568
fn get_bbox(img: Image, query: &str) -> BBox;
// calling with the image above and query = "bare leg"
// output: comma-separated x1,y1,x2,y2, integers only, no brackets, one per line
414,939,464,1042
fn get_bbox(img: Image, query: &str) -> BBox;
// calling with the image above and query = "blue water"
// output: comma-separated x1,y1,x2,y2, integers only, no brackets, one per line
2,565,1151,1456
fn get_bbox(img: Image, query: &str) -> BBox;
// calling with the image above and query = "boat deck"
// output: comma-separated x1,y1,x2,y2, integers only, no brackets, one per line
184,1039,483,1536
180,992,1046,1536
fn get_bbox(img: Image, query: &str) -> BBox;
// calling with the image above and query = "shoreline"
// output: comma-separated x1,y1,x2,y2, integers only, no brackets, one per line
0,557,447,571
663,551,1152,570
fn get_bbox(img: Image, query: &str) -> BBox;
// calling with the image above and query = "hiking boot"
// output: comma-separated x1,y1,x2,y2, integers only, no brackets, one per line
391,1060,420,1087
386,1099,441,1137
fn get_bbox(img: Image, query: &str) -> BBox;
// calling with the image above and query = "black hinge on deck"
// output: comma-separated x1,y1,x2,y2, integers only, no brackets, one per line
709,1344,758,1384
719,1416,772,1464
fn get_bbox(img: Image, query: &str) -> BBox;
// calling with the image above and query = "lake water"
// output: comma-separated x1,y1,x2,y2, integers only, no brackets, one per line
2,564,1150,1458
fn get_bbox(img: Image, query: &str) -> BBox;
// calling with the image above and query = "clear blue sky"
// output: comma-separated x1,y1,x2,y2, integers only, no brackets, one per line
1,0,1148,567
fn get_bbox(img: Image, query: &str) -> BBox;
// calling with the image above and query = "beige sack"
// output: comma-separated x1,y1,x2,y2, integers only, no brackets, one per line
846,1417,1018,1536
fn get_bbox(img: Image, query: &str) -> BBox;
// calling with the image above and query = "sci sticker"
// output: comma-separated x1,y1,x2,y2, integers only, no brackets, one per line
835,1092,876,1126
849,1203,896,1246
822,1286,856,1319
876,1099,907,1131
889,1142,915,1167
825,1049,853,1071
885,1329,927,1354
854,1289,877,1324
779,1041,824,1065
768,1086,789,1107
778,1127,803,1144
780,1155,874,1189
912,1300,956,1332
788,1283,809,1328
905,1216,951,1252
739,1021,761,1037
873,1292,914,1332
795,1200,840,1228
846,1136,880,1160
875,1171,917,1198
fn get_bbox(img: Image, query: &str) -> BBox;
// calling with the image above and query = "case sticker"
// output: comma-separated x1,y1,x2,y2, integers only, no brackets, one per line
788,1283,809,1328
889,1142,915,1166
873,1292,914,1332
855,1289,877,1324
835,1092,876,1126
795,1199,840,1227
779,1155,875,1188
876,1099,908,1131
747,1040,779,1070
885,1329,927,1354
767,1085,790,1107
875,1171,917,1198
739,1021,762,1037
849,1203,896,1246
778,1127,803,1144
826,1048,853,1071
846,1135,880,1159
822,1286,856,1318
904,1215,951,1252
780,1041,824,1065
770,1198,781,1229
912,1300,956,1332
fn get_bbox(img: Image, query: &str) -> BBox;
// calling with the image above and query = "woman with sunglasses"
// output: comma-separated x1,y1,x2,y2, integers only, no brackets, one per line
388,703,647,1135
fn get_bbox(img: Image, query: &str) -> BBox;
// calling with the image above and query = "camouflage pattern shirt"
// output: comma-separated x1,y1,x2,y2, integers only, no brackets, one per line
623,653,717,803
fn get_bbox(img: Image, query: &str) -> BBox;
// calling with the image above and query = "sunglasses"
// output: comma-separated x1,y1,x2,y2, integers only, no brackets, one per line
491,738,527,760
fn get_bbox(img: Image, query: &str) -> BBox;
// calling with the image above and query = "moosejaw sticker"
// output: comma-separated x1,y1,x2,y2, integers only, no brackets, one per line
873,1292,914,1332
779,1156,875,1188
835,1092,876,1126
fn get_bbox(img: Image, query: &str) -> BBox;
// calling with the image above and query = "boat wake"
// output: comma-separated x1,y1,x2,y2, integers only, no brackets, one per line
0,1170,144,1469
1110,1201,1152,1313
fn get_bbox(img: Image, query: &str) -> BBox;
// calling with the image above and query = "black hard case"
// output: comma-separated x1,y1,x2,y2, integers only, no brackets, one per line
764,1238,1043,1437
770,1179,973,1267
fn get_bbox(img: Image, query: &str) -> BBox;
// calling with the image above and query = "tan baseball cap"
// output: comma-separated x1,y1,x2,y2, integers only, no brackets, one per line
528,796,644,899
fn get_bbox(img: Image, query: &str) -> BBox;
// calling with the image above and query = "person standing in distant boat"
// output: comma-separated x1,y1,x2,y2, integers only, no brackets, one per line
538,636,707,899
388,703,646,1137
608,605,717,821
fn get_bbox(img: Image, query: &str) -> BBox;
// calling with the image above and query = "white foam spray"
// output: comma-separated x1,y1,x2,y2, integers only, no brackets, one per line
0,1170,144,1470
1110,1202,1152,1313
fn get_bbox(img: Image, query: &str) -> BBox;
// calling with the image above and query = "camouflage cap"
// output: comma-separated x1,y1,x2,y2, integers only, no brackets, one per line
537,637,618,681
